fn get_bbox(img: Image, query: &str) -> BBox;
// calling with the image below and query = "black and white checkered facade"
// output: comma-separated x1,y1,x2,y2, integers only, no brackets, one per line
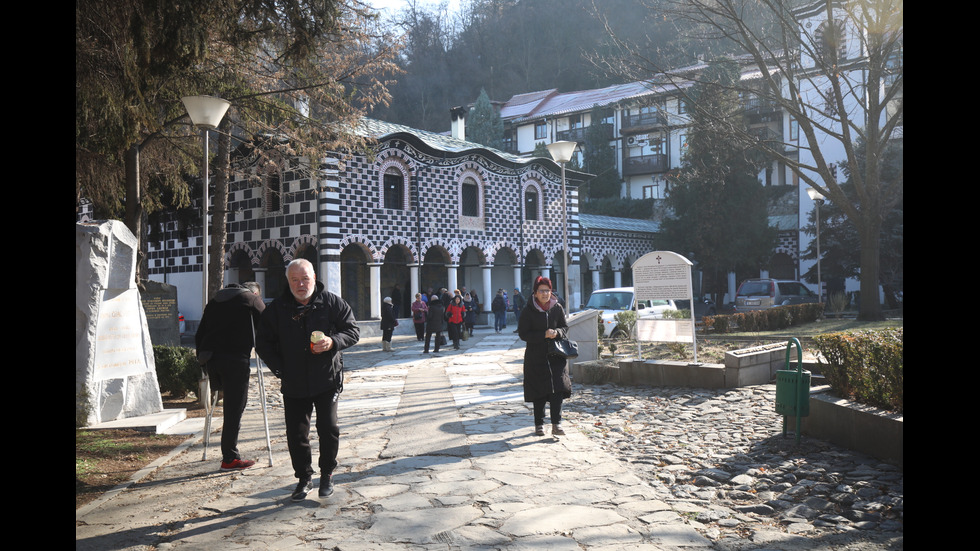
581,229,656,272
138,123,679,319
334,140,579,268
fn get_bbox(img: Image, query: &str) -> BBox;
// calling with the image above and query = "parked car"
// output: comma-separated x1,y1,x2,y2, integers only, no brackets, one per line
674,296,717,320
583,287,677,338
734,279,819,312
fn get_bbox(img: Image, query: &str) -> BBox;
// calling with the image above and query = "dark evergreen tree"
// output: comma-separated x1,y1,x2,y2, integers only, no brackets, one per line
467,88,504,149
658,59,775,303
582,105,620,200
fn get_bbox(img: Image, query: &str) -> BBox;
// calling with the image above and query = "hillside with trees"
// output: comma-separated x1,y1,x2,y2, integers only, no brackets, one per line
369,0,685,131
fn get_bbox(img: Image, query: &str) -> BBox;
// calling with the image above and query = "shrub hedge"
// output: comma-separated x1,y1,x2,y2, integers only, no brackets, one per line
703,303,824,333
812,328,903,413
153,345,201,399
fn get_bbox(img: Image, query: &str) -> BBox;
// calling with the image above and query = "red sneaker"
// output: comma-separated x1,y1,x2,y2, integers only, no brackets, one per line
220,458,256,471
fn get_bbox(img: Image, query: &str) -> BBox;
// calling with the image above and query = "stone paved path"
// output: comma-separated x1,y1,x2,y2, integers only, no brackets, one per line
76,330,902,550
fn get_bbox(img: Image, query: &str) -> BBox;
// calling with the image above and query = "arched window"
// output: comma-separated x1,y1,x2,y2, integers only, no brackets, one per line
522,179,544,221
383,166,405,210
815,19,847,69
458,171,485,230
461,177,480,217
260,157,284,214
525,188,539,221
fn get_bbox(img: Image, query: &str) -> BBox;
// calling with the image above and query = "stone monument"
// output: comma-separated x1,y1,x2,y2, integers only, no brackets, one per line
76,220,163,426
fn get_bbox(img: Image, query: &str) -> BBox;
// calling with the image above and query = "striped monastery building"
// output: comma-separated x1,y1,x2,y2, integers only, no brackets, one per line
125,118,662,323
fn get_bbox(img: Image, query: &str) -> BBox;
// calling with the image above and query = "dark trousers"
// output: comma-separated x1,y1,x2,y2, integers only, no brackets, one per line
207,356,250,463
448,322,462,348
494,312,505,331
533,395,564,426
414,322,425,341
283,389,340,480
423,329,442,352
382,328,394,342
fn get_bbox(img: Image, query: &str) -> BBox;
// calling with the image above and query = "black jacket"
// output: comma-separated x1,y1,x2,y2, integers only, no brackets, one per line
255,282,360,398
518,297,571,402
426,298,445,332
512,292,526,313
381,302,397,330
196,284,265,360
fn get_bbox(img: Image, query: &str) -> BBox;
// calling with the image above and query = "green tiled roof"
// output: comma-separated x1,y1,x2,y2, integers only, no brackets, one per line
357,118,533,165
579,213,660,233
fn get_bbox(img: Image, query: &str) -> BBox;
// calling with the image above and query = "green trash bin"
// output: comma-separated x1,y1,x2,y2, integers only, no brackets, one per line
775,369,811,417
776,338,809,443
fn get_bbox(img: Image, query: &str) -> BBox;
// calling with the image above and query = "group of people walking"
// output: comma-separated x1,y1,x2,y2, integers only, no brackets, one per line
403,287,481,354
196,268,570,505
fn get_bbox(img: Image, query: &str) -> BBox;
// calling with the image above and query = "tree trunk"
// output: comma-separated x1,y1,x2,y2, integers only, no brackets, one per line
209,120,232,299
857,218,883,321
124,144,145,282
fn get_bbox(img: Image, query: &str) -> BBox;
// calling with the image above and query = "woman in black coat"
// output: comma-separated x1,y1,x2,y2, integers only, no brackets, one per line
380,297,398,352
518,276,571,436
423,295,445,354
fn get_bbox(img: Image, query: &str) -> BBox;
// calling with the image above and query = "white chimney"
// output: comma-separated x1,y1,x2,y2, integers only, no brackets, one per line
450,106,466,140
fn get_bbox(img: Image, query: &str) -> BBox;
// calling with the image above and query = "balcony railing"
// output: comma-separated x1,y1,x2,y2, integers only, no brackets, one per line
556,127,587,142
622,153,668,176
747,125,783,145
556,124,613,143
743,97,781,123
622,111,667,131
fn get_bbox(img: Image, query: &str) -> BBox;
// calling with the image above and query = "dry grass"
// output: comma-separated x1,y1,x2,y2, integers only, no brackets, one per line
75,395,206,509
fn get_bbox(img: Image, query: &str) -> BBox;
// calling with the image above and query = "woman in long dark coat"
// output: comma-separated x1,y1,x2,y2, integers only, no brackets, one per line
518,276,571,436
380,297,398,352
423,295,445,354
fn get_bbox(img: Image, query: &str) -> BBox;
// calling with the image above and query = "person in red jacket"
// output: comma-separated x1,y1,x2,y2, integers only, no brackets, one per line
445,294,466,350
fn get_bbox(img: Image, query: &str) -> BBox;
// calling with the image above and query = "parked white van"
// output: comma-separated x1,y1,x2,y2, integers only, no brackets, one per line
583,287,677,338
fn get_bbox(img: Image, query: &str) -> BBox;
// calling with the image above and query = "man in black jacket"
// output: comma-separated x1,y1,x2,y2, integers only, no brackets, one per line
196,282,265,471
256,259,360,501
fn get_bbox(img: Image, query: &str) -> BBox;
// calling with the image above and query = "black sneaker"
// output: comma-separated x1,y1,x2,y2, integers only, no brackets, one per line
318,476,334,498
291,478,313,501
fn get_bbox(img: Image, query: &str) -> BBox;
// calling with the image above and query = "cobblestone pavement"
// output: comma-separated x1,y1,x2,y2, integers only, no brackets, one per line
567,384,903,550
77,331,902,550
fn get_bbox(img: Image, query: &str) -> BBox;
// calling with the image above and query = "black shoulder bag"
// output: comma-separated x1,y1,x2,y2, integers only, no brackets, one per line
546,306,579,359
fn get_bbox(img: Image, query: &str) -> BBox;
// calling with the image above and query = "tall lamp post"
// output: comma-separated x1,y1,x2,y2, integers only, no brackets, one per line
806,187,824,302
182,95,231,316
546,141,577,310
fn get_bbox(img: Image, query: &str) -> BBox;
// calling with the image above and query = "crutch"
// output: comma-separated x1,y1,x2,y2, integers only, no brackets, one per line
251,318,274,466
202,375,220,461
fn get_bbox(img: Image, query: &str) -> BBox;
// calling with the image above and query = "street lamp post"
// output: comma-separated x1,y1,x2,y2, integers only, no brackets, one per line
546,141,577,311
807,187,824,302
182,95,231,316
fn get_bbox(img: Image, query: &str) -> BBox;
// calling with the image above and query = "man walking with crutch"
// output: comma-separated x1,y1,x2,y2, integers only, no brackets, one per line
196,282,265,470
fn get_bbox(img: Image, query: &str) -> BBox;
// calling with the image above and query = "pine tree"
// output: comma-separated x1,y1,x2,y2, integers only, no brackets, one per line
467,88,504,149
582,105,620,200
659,59,775,301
